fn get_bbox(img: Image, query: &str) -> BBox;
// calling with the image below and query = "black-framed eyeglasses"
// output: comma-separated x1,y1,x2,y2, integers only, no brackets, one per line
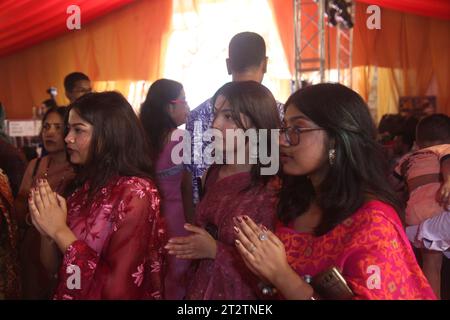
280,126,324,146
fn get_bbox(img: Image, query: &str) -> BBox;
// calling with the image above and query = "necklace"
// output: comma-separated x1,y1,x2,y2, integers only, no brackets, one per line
41,157,68,194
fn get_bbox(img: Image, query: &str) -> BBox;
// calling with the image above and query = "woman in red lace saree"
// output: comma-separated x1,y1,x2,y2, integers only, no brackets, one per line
165,81,281,299
28,92,165,299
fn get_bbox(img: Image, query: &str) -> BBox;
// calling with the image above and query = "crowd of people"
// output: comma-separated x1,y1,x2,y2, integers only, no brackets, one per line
0,32,449,300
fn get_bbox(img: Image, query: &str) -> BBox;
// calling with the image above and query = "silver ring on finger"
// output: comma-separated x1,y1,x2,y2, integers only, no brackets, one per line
258,233,268,241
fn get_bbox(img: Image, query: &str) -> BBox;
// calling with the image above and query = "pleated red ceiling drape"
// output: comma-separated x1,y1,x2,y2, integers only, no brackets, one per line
356,0,450,20
0,0,135,57
0,0,173,119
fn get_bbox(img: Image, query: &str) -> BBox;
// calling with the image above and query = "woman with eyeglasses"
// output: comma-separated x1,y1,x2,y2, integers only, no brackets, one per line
139,79,194,300
234,83,436,300
14,106,75,299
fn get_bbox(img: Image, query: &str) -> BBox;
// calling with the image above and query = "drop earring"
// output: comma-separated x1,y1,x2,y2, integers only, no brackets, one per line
328,149,336,166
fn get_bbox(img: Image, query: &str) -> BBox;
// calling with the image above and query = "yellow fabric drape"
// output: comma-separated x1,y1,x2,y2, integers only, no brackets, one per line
0,0,172,119
352,66,375,102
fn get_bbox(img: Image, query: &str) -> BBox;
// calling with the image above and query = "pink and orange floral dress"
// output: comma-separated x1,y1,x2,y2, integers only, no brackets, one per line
276,200,436,300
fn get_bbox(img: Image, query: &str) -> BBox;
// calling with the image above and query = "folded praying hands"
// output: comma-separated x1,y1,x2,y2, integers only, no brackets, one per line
233,215,290,286
28,179,68,239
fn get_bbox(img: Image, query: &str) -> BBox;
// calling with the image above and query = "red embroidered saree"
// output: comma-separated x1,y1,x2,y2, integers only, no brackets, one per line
186,166,278,300
54,176,166,300
0,170,21,299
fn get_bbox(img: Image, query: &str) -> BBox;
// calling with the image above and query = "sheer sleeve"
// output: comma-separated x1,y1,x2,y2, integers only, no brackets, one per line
54,180,165,300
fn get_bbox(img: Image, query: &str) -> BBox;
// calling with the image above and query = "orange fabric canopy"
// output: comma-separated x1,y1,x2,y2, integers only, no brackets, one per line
0,0,448,119
0,0,135,58
0,0,172,119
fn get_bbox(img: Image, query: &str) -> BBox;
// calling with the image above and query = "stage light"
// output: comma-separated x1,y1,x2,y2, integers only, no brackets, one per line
325,0,353,29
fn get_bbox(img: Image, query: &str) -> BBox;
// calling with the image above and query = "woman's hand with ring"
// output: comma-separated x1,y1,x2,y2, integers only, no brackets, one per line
233,215,291,286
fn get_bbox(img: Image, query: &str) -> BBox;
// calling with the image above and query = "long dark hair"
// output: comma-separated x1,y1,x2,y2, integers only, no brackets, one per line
139,79,182,161
278,83,403,236
66,91,154,198
211,81,281,189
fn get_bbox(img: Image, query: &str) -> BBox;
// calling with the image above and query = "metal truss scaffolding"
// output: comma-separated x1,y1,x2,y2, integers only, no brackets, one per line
294,0,354,89
294,0,325,90
336,5,353,87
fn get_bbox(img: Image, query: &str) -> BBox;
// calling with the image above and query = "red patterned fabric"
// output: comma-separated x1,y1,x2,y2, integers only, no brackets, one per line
0,0,134,57
277,200,436,300
186,166,279,300
53,176,166,300
0,170,21,299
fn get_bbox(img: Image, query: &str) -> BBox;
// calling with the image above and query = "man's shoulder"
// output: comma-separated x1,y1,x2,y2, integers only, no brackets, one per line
187,98,214,130
190,98,213,115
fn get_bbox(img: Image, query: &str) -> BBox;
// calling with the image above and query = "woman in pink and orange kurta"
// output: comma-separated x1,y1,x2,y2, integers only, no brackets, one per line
234,83,435,300
276,200,433,299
